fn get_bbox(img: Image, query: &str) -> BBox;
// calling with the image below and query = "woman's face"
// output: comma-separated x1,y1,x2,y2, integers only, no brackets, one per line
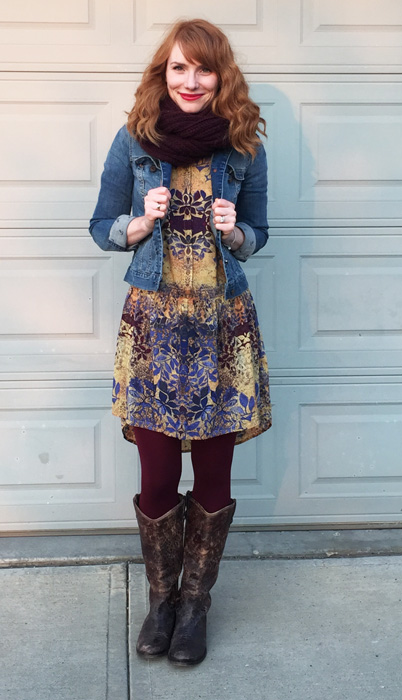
165,43,219,113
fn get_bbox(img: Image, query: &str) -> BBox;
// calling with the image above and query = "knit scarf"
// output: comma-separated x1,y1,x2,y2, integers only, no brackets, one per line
139,95,230,167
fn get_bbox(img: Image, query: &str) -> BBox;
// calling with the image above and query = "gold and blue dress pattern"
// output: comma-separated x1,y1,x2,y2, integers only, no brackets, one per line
112,159,271,451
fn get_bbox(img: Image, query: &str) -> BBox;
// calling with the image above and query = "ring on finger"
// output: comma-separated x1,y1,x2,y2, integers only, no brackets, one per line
155,203,161,210
219,215,225,223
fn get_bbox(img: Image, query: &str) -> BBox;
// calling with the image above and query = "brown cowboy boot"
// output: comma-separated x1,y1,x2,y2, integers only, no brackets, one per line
133,494,185,657
168,491,236,666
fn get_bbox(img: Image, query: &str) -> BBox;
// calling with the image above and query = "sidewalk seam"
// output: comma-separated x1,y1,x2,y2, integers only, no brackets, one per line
125,562,131,700
105,569,112,700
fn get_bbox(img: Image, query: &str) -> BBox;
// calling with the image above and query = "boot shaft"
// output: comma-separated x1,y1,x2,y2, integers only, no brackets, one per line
180,492,236,600
133,494,185,595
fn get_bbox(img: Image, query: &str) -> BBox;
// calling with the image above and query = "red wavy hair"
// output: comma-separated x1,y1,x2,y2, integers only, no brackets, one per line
127,19,266,157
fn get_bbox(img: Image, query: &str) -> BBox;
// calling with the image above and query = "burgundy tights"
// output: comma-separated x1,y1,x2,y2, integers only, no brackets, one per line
134,427,236,519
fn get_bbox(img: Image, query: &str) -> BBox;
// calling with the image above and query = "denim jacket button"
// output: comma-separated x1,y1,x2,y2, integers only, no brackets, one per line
150,165,157,172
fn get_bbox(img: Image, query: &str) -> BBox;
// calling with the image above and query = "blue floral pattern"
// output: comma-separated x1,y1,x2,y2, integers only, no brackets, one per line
112,158,271,451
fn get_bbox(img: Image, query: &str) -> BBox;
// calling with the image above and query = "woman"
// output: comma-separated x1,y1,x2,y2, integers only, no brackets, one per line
89,18,271,666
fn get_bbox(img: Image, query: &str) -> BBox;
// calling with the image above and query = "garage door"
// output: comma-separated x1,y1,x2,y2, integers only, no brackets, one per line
1,1,402,531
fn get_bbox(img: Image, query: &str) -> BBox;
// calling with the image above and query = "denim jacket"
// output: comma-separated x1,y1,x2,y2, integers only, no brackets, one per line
89,125,268,299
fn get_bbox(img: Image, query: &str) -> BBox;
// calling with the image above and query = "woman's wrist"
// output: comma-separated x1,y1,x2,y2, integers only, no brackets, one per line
222,226,245,252
126,216,155,246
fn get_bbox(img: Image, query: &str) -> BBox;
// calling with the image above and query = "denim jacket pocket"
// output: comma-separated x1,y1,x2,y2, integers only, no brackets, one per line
131,156,162,201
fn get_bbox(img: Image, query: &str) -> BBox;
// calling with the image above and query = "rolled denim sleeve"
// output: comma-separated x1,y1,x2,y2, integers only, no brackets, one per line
89,126,135,252
233,143,269,261
231,223,256,262
109,214,138,250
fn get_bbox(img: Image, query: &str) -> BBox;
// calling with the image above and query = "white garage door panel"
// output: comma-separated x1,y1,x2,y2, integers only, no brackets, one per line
266,233,402,373
0,389,113,502
301,0,402,47
288,0,402,69
1,262,95,336
0,384,137,531
299,103,402,201
1,114,91,183
252,79,402,224
0,236,117,374
2,420,96,487
299,257,402,343
300,403,402,496
235,381,402,525
232,422,277,500
241,255,276,354
148,0,258,26
1,0,401,72
0,77,137,227
0,0,110,46
1,0,89,23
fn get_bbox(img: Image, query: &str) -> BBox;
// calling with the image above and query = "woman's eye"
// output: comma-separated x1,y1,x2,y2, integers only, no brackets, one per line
200,67,212,74
172,65,184,71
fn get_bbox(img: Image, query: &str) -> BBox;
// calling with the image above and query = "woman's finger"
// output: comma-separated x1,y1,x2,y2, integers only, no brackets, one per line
213,209,234,220
149,186,171,200
212,198,235,212
213,209,237,226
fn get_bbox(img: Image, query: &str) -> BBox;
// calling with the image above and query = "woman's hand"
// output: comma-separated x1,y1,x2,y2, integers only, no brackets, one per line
127,186,171,246
212,198,244,251
212,198,236,233
144,186,171,224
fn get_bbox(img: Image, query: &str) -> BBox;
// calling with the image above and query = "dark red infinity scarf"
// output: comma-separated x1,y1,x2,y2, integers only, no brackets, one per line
139,95,230,166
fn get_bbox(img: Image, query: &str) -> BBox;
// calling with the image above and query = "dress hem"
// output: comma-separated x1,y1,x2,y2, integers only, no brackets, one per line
118,414,272,453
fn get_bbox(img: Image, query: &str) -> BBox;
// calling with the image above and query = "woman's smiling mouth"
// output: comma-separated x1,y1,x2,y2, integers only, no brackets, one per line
178,93,205,101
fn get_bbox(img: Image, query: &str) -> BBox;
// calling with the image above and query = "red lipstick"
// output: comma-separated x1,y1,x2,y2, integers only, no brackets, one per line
179,93,204,101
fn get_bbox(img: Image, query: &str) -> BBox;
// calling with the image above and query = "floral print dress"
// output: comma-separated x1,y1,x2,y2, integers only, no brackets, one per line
112,158,271,452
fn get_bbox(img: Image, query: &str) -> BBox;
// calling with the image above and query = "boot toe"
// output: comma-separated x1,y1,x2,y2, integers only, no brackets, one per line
136,627,172,657
136,605,175,657
136,639,169,658
168,645,207,666
167,608,207,666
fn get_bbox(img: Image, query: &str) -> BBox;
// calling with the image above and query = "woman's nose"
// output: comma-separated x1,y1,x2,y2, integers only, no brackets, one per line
184,70,199,90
